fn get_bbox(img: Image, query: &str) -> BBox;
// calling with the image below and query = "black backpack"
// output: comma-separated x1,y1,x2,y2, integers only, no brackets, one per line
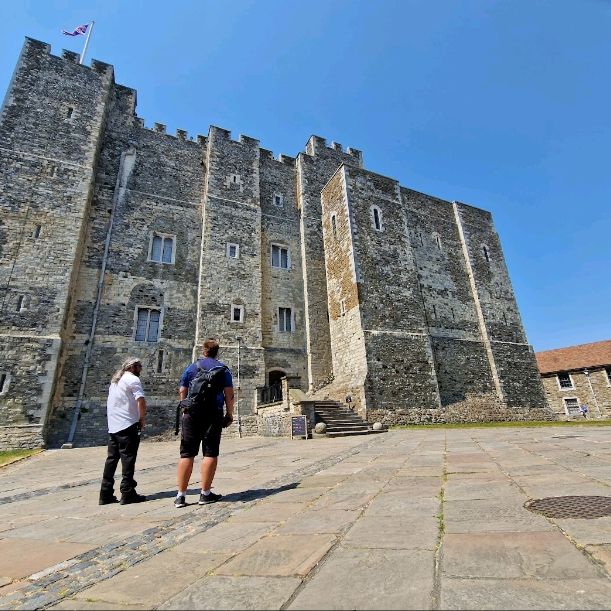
187,364,228,409
175,363,228,435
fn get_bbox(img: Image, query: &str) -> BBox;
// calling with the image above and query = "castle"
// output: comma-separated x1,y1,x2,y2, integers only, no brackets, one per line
0,38,552,449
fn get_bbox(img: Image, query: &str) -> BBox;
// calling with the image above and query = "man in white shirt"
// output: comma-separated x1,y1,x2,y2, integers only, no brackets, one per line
99,356,147,505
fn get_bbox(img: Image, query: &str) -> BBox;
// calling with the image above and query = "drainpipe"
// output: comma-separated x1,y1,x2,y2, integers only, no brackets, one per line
63,145,137,447
235,337,242,438
583,369,602,418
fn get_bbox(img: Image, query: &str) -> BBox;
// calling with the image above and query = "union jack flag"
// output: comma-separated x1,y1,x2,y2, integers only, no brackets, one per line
62,24,89,36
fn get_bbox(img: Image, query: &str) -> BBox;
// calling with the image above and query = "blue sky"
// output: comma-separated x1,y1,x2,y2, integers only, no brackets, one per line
1,0,609,352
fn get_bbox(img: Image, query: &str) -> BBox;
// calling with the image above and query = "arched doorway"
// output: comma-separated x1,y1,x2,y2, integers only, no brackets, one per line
268,369,286,386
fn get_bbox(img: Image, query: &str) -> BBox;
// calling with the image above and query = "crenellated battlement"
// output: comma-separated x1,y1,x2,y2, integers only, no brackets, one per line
259,148,296,166
304,134,363,165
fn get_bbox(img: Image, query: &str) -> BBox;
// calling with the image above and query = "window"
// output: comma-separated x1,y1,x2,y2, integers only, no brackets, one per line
273,193,284,207
16,295,28,312
331,214,338,238
271,244,290,269
434,234,442,250
371,205,382,231
557,372,574,390
226,243,240,259
230,304,244,323
340,299,346,317
229,174,241,185
563,397,580,416
135,308,161,342
66,106,74,119
0,373,8,395
33,224,42,239
156,349,165,374
482,245,490,262
149,233,175,264
606,367,611,385
278,307,293,332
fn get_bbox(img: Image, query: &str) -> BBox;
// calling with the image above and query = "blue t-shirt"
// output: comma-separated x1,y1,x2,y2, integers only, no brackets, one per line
179,357,233,409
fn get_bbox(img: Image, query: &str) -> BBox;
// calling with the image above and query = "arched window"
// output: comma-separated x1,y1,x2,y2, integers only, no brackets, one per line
371,205,382,231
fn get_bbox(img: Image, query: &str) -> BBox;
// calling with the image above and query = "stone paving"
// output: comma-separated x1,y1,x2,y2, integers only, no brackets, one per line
0,426,610,609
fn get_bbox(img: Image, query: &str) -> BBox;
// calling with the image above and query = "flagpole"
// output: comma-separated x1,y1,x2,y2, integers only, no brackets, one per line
79,20,95,65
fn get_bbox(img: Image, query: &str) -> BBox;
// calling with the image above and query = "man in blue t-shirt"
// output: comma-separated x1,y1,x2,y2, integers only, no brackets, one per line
174,338,234,508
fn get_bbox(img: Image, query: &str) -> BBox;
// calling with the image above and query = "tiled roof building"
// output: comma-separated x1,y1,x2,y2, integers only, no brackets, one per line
536,340,611,418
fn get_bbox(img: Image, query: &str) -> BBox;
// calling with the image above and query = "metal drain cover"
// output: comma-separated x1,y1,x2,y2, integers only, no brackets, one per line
524,496,611,519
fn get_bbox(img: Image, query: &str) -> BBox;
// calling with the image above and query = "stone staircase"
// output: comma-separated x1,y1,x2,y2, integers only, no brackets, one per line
313,400,384,437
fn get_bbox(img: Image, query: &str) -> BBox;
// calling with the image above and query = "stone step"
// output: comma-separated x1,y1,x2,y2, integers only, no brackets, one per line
327,429,383,438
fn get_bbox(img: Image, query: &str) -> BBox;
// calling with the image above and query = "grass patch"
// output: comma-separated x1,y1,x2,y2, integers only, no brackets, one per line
391,419,611,431
0,448,43,467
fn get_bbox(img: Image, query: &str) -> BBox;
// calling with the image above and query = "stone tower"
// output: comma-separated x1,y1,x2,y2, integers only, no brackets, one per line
0,38,551,449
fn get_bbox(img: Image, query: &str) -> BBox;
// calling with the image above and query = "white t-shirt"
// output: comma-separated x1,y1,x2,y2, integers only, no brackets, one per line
106,371,145,434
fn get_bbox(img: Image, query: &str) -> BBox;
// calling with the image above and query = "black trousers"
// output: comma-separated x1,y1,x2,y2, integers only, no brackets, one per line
100,422,141,497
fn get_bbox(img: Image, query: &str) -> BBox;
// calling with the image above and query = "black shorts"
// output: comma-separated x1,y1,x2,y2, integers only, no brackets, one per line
180,409,223,458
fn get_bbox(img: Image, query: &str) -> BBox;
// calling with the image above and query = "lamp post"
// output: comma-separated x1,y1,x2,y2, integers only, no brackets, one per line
583,368,602,418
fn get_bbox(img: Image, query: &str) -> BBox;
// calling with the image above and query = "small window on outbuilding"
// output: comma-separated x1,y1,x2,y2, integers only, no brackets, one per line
135,307,161,342
606,367,611,385
563,397,580,416
557,372,574,390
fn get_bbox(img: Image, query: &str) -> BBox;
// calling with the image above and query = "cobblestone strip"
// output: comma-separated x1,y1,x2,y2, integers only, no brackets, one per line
0,441,274,505
0,434,390,610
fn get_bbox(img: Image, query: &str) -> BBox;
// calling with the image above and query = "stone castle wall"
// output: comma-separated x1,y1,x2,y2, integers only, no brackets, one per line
0,38,552,448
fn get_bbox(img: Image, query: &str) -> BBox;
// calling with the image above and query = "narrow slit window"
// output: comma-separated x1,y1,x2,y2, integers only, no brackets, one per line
66,107,74,119
0,373,7,394
33,224,42,239
340,299,346,317
371,206,382,231
331,214,337,238
435,235,442,250
156,349,164,374
135,308,161,342
16,296,25,312
273,193,284,207
483,245,490,262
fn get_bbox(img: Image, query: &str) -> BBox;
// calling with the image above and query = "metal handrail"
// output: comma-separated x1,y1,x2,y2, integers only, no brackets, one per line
257,382,283,405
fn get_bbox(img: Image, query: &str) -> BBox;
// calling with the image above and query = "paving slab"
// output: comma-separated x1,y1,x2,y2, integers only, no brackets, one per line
275,508,359,535
0,538,92,580
444,497,556,533
288,546,434,610
215,533,336,576
69,550,230,608
440,577,611,610
343,515,439,550
441,532,604,579
159,575,301,610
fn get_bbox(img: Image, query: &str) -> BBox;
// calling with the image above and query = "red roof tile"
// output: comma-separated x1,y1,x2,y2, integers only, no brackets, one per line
536,339,611,375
